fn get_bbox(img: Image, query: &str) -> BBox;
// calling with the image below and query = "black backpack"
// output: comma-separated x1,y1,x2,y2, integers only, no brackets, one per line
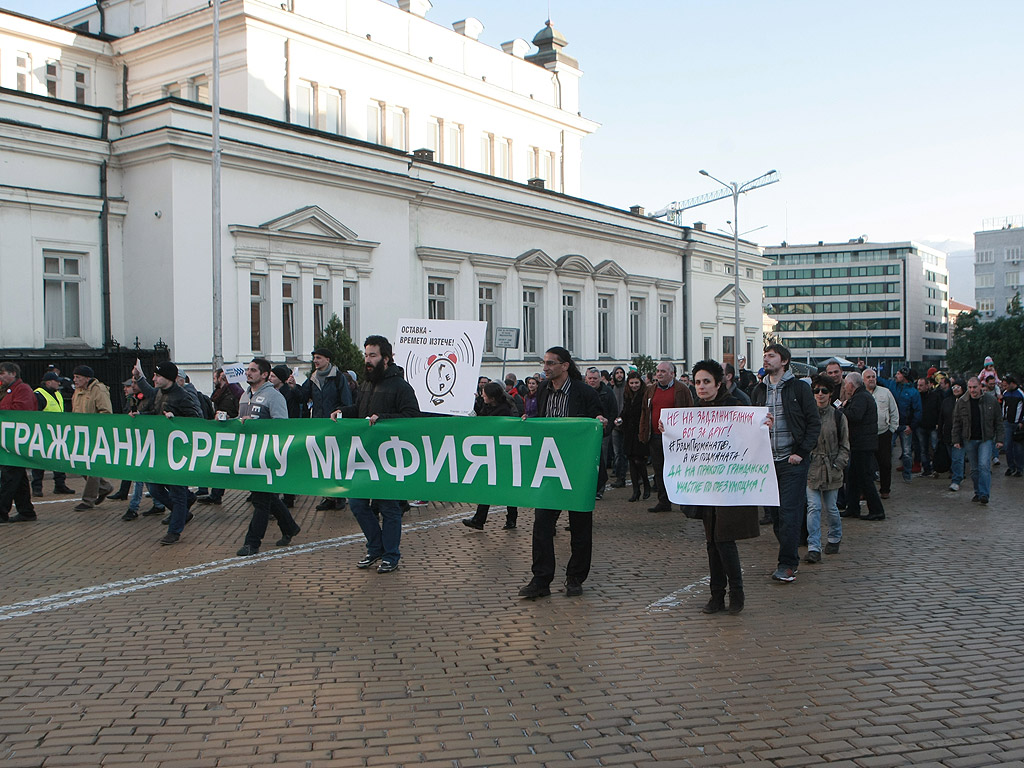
197,392,216,420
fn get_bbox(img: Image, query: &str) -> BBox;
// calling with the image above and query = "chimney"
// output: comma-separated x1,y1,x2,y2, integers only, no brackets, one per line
629,205,645,216
412,148,434,161
501,38,531,59
397,0,431,18
452,18,484,40
818,240,824,246
527,177,545,190
693,221,707,232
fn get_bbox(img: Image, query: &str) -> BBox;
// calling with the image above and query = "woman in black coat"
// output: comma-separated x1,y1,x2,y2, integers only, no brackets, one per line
615,370,650,501
683,359,760,615
463,382,519,530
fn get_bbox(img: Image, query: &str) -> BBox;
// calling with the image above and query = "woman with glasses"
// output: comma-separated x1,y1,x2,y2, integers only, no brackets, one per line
682,359,759,615
805,374,850,562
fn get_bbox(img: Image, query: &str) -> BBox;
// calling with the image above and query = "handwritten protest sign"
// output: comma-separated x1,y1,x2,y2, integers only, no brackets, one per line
660,406,780,507
393,319,486,416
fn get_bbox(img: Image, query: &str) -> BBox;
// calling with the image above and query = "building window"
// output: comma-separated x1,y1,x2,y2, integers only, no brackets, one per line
976,273,994,289
295,80,315,128
16,52,32,92
190,74,208,105
498,138,512,179
343,281,356,336
249,277,266,353
543,151,556,188
746,341,753,366
164,82,181,98
704,259,713,272
479,283,498,354
703,336,712,359
1007,247,1021,264
562,291,579,354
745,267,754,279
45,61,59,98
1006,271,1020,288
282,279,296,354
387,106,408,151
977,298,995,312
528,146,541,179
427,278,451,320
659,300,672,357
522,288,539,355
976,250,994,264
43,251,83,342
313,280,327,339
597,294,612,356
722,335,735,364
629,298,644,355
323,88,343,134
480,133,494,175
367,101,383,144
446,123,463,167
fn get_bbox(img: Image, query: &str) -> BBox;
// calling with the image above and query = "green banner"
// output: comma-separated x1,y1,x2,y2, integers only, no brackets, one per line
0,412,602,512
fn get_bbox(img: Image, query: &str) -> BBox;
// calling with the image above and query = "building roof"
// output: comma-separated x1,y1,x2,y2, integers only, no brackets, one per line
948,299,975,312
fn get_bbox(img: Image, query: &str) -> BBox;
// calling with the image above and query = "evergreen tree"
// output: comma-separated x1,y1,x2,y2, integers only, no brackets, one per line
946,294,1024,377
311,314,364,376
631,354,657,380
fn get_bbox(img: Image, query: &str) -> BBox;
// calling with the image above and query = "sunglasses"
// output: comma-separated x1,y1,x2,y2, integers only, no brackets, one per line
812,387,831,394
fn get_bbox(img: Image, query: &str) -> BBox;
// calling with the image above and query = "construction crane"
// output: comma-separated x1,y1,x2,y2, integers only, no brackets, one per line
649,170,780,227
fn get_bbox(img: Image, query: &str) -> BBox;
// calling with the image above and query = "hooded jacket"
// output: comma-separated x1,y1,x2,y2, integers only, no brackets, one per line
338,363,420,420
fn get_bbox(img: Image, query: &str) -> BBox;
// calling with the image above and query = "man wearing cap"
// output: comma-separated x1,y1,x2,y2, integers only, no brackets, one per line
132,362,203,538
236,358,301,556
71,365,114,511
30,371,75,496
879,368,922,484
299,348,353,511
0,362,39,522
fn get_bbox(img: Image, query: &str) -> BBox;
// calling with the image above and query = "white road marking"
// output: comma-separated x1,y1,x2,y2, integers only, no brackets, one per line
646,576,711,612
0,511,467,623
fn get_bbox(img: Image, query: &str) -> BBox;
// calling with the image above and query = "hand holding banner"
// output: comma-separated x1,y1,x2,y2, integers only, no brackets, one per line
660,406,780,507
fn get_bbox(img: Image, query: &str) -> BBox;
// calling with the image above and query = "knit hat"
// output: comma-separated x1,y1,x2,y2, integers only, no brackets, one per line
984,356,994,367
927,367,937,377
271,365,292,383
311,347,332,359
153,362,179,381
72,365,95,378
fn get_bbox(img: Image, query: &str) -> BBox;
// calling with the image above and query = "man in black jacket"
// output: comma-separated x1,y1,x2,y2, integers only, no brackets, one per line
519,347,605,599
842,371,885,521
752,344,821,583
916,376,942,477
301,348,354,511
333,335,420,573
132,362,202,542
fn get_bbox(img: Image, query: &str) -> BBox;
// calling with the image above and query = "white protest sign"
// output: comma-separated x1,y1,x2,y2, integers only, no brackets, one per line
660,406,780,507
394,319,487,416
223,363,247,385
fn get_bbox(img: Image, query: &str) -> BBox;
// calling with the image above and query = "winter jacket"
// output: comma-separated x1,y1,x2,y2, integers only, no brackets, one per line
938,394,957,445
952,392,1001,445
595,382,618,435
751,374,821,461
136,376,202,419
842,386,878,452
300,365,353,418
680,390,759,542
239,381,288,421
211,383,240,418
477,399,515,418
535,377,602,420
879,377,922,430
617,390,648,460
807,404,850,491
870,384,899,435
338,364,420,421
639,381,693,443
918,387,942,430
0,379,37,412
72,378,112,415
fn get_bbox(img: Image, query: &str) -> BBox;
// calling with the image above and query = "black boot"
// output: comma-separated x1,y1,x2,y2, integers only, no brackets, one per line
641,468,651,500
628,464,641,502
728,590,745,615
702,594,726,614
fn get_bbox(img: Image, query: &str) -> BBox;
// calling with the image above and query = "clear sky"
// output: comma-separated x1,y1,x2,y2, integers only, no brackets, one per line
6,0,1023,252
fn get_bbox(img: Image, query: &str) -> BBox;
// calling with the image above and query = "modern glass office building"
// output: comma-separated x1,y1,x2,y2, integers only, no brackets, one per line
763,240,949,369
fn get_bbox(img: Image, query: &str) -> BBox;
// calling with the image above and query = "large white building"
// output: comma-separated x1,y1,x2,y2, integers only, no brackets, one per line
0,0,766,385
974,218,1023,319
763,240,950,369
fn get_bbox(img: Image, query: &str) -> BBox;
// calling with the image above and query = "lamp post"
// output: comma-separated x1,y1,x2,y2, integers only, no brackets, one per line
699,169,778,368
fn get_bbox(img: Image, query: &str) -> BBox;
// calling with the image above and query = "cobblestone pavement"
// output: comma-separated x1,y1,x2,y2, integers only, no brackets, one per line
1,468,1022,767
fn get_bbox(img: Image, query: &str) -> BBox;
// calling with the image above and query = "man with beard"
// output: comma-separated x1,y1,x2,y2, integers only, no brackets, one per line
331,335,420,573
235,358,302,555
608,366,628,488
300,348,353,511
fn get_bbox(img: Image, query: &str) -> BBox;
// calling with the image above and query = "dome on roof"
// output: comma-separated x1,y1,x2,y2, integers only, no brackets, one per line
532,20,567,49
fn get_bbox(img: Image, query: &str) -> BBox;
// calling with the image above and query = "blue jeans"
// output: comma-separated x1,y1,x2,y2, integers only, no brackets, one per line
1005,423,1023,471
914,427,938,474
767,459,810,569
951,445,965,484
148,484,189,535
897,428,913,479
964,439,994,499
806,487,842,551
351,498,402,564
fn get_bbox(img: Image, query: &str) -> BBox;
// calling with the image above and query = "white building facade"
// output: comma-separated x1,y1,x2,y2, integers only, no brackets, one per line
763,240,949,368
1,1,763,386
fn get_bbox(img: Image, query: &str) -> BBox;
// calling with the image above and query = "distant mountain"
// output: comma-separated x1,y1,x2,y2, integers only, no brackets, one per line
921,240,975,304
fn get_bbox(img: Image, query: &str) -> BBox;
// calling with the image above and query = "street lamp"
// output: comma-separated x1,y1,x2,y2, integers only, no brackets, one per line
852,318,881,370
699,169,779,369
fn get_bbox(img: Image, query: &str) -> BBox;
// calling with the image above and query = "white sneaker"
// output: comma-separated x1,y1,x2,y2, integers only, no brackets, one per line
948,483,960,491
